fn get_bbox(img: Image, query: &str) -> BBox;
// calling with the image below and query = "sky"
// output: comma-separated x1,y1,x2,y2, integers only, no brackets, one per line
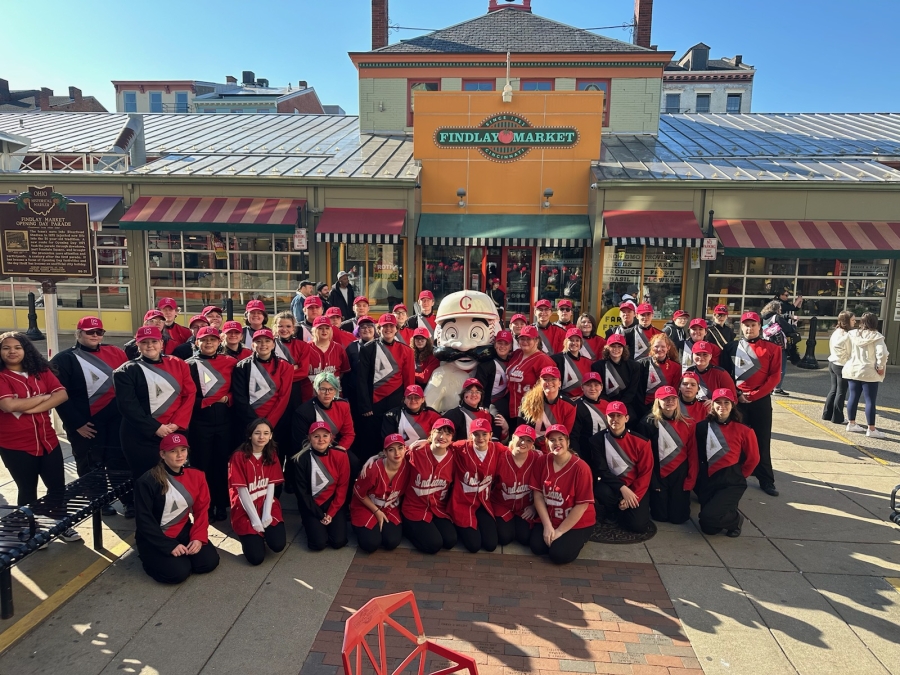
2,0,899,116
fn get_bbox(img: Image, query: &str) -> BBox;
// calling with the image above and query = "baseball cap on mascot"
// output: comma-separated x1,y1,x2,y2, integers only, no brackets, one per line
432,290,501,368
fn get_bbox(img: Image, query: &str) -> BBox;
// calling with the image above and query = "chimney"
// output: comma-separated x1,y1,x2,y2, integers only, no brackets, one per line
633,0,653,49
39,87,53,110
226,75,237,84
68,86,82,101
734,55,743,66
0,79,9,103
298,81,308,89
372,0,389,50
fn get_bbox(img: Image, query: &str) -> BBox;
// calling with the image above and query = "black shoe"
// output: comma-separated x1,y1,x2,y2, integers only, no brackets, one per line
832,418,845,426
123,505,136,519
101,504,118,516
773,388,789,396
215,507,228,522
726,513,744,538
761,483,779,497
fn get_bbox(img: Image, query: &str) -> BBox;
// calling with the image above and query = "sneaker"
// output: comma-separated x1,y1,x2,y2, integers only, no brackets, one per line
773,388,790,396
866,428,886,439
846,423,866,433
60,528,82,543
101,504,118,516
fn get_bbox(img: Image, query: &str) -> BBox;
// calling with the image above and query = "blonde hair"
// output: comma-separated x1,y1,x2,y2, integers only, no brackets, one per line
648,397,690,428
150,460,170,494
519,382,549,425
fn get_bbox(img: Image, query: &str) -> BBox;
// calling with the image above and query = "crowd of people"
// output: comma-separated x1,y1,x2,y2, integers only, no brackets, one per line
7,278,876,582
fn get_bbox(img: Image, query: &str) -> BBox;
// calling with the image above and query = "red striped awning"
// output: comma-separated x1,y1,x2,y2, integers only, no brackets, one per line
713,219,900,259
315,208,406,244
603,211,704,247
120,196,306,233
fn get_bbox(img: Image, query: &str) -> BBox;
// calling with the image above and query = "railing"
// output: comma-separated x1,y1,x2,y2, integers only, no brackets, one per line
15,153,130,173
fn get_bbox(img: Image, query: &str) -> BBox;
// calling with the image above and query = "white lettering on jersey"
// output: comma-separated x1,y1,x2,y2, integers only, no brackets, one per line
412,474,448,498
460,471,492,494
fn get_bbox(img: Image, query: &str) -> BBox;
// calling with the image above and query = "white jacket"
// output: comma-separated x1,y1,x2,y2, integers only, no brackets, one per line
828,328,850,365
841,329,889,382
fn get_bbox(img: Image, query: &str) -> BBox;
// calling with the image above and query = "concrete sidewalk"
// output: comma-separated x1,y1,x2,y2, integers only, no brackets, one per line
0,367,899,674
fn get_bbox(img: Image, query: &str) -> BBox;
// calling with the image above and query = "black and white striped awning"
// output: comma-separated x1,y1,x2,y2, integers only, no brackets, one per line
315,232,401,244
417,236,589,247
611,236,703,247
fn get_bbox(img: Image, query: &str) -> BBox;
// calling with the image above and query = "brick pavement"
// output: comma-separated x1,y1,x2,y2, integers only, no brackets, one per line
301,548,702,675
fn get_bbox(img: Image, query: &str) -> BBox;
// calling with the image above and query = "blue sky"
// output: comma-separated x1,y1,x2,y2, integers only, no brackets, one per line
2,0,898,115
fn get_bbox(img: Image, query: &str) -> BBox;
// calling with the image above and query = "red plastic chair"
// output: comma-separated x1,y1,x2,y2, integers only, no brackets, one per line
341,591,478,675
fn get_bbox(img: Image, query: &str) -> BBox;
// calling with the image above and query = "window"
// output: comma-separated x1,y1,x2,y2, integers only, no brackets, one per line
149,92,163,113
577,79,611,126
231,108,244,113
123,91,137,112
339,243,406,313
174,92,189,113
695,93,711,114
665,93,681,114
521,80,553,91
408,81,439,127
463,80,495,91
256,108,273,113
422,245,465,306
726,93,742,113
601,245,685,321
538,248,586,315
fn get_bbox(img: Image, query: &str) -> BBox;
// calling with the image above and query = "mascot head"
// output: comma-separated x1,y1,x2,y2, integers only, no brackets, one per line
433,290,501,372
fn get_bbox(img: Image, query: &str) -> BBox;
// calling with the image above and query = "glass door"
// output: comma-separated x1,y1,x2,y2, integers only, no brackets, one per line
504,248,535,318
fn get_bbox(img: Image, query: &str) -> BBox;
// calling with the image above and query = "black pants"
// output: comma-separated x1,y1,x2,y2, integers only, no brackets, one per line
530,523,591,565
650,462,691,525
137,521,220,584
0,445,65,505
496,515,533,547
455,506,499,553
403,516,457,554
301,510,348,551
356,391,404,463
120,424,164,483
595,481,650,533
238,521,286,565
354,521,403,553
739,395,774,486
189,403,234,510
66,406,128,477
274,381,306,465
823,362,849,424
697,483,746,534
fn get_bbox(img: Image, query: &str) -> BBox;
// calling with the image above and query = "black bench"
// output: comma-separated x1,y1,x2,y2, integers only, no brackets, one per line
0,469,133,619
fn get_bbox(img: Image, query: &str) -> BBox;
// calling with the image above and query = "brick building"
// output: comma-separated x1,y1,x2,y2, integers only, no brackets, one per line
0,79,107,112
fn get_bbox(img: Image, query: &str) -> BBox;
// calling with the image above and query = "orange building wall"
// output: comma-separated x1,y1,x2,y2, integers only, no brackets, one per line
414,91,604,215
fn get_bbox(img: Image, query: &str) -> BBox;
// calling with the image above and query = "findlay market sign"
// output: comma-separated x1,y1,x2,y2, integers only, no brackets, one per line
434,113,579,162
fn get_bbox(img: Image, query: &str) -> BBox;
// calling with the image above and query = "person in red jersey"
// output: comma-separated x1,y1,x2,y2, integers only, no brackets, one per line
571,372,608,457
229,418,286,565
272,311,313,448
289,421,350,551
508,313,528,339
590,334,641,423
720,311,781,497
677,318,723,371
392,304,413,345
639,333,682,412
444,377,508,442
518,366,577,452
507,325,555,419
124,310,173,360
589,401,653,533
529,424,595,564
134,433,219,583
114,326,196,487
406,290,437,337
576,313,606,360
638,386,698,525
694,388,760,537
412,328,440,387
448,417,508,552
636,303,663,342
553,299,575,329
222,321,253,361
200,305,224,331
678,372,709,422
551,328,594,399
382,385,441,445
307,316,350,397
475,329,514,425
297,295,324,343
402,418,458,553
157,297,192,347
187,326,236,522
351,434,409,553
171,314,210,361
533,299,565,355
241,299,269,349
326,307,355,348
685,341,736,402
357,313,415,460
492,425,540,547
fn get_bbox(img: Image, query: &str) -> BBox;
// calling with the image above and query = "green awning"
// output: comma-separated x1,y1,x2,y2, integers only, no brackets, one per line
416,214,592,246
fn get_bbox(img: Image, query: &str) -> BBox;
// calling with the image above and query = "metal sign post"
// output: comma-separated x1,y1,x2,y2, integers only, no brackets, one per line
40,279,59,357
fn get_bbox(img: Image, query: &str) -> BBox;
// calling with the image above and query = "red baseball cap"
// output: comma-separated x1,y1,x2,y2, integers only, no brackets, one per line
692,341,713,354
143,309,164,322
377,313,397,326
712,388,737,403
606,333,626,347
159,433,189,452
545,424,570,438
384,433,406,449
419,290,434,300
540,366,561,379
77,316,103,330
201,305,222,316
673,309,690,319
135,326,162,342
637,303,653,315
188,314,210,327
655,385,679,400
393,304,408,312
606,401,628,416
619,301,637,311
245,300,266,313
405,385,424,398
741,311,761,323
557,299,573,309
689,318,707,329
714,305,729,315
312,317,331,328
304,296,322,308
583,372,602,384
222,320,242,333
432,418,455,432
252,328,275,341
308,421,332,435
353,296,369,306
357,316,374,325
518,325,538,339
463,377,484,390
196,326,220,340
470,418,492,433
514,424,537,440
535,299,552,309
681,371,700,382
412,327,430,339
510,314,527,324
495,330,513,344
157,297,177,310
325,307,343,318
565,327,583,340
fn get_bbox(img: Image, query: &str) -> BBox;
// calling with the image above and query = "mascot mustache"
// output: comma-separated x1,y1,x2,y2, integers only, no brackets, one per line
434,344,496,363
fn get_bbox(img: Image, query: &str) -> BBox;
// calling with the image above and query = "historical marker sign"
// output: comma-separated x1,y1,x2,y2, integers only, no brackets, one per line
0,186,94,277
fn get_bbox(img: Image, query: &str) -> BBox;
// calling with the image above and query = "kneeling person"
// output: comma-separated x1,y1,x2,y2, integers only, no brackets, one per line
351,434,409,553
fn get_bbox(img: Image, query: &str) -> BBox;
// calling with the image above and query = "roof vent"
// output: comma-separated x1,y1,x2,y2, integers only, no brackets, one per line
242,71,255,85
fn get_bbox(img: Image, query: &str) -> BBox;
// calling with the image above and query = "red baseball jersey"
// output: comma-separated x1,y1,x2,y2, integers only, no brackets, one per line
0,369,65,454
447,440,508,528
506,350,555,417
332,328,356,348
228,451,285,537
401,445,455,522
307,341,350,382
490,450,539,522
350,458,410,528
529,453,595,530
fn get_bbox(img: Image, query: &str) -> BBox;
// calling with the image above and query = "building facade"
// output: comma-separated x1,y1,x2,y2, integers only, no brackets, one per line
662,44,754,114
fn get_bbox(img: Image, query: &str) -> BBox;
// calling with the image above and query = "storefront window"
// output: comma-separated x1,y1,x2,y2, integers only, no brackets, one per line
422,245,465,306
601,245,685,319
340,243,405,313
538,247,586,315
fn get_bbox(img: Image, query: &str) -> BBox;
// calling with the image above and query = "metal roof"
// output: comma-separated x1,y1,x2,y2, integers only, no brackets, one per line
594,113,900,183
0,112,418,181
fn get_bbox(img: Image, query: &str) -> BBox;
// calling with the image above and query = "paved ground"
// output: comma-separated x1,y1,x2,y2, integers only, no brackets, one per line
0,364,899,674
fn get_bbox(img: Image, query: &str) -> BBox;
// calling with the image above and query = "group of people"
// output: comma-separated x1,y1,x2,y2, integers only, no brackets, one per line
0,289,787,582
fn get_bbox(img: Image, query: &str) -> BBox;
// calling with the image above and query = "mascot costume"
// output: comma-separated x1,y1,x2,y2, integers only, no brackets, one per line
424,290,502,413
